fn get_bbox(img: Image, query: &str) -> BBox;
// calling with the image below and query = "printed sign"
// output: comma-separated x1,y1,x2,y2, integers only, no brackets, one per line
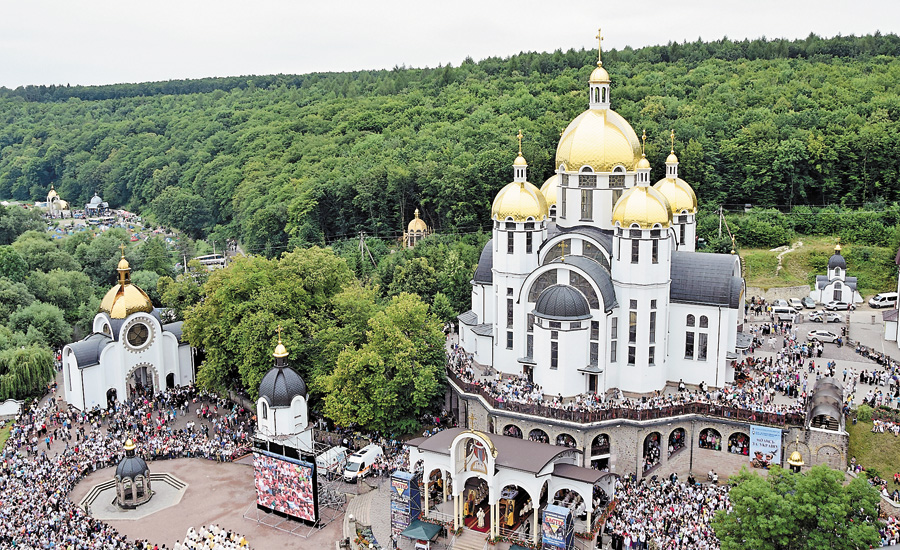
749,425,782,469
541,504,572,550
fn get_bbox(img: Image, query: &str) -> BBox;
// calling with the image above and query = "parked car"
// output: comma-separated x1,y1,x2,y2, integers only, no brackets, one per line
868,292,899,309
824,301,852,311
773,299,789,307
801,297,816,309
808,311,843,323
807,330,839,343
788,298,803,310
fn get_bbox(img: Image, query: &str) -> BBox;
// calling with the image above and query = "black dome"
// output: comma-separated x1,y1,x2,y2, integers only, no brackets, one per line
116,455,149,479
534,284,591,320
828,254,846,270
259,366,307,408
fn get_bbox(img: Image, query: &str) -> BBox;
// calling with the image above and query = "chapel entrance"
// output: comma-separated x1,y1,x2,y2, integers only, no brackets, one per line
462,478,490,532
106,387,117,409
128,366,154,399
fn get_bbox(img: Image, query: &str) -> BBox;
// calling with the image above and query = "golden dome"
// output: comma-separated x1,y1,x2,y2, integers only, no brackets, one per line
273,341,288,358
513,153,528,167
407,208,428,232
556,109,641,173
636,154,651,170
118,257,130,271
787,450,804,466
612,186,672,229
589,65,610,83
99,245,154,319
666,151,679,164
540,174,558,207
47,186,59,199
492,181,548,222
654,177,698,214
124,439,136,451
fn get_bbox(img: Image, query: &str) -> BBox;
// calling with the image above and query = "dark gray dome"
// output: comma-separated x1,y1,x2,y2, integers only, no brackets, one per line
473,239,493,284
116,455,149,480
534,284,591,320
259,366,307,408
828,254,846,270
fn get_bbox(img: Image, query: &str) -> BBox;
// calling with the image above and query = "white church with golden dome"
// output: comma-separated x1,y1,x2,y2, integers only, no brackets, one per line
62,246,194,410
458,35,745,397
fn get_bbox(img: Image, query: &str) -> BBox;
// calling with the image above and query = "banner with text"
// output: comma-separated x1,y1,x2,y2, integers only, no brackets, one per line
749,425,782,469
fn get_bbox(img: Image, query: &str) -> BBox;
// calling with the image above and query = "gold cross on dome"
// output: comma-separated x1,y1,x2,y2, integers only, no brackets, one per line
670,129,675,153
641,130,647,155
596,28,604,65
119,243,126,258
516,129,524,154
559,240,568,262
276,324,283,342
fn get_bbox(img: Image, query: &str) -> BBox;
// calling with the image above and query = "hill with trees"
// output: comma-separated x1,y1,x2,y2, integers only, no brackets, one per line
1,33,899,257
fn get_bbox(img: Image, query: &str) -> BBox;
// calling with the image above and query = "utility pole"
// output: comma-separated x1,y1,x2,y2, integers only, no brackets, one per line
183,255,187,275
718,206,723,239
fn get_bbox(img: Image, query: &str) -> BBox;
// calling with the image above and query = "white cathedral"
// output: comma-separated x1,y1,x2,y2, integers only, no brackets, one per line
457,40,745,397
63,247,194,410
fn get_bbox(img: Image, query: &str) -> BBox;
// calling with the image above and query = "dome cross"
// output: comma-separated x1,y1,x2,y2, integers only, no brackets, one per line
596,28,604,66
119,242,126,259
516,129,524,155
670,129,675,154
641,130,647,156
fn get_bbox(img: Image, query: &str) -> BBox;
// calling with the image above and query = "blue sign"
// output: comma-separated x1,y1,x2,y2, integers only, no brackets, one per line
541,504,573,550
749,425,782,469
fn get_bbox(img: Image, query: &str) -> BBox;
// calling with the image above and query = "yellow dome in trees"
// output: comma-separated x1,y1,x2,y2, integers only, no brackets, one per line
612,186,672,229
407,209,428,232
492,181,548,222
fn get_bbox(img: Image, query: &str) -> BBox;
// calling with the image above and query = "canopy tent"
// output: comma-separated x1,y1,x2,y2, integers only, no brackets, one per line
400,520,442,541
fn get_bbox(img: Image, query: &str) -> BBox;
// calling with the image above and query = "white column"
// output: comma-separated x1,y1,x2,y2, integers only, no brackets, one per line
532,507,538,544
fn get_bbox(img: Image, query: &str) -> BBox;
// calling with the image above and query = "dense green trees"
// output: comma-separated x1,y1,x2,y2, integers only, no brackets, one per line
712,465,881,550
2,34,899,255
0,345,55,401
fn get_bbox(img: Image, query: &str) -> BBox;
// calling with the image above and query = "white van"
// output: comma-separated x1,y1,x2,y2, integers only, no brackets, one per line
869,292,898,309
316,446,348,480
343,444,384,482
772,306,797,323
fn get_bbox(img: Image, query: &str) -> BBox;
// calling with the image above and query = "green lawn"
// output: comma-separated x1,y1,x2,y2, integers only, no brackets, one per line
0,425,11,452
847,420,900,478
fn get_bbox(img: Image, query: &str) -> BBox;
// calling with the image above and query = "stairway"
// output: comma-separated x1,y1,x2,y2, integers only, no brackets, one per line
451,528,487,550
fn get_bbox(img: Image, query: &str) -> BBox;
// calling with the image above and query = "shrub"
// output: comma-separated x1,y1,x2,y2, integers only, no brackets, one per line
856,404,873,423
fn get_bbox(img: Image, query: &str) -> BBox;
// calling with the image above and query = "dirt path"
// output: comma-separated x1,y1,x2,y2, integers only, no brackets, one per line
774,240,802,275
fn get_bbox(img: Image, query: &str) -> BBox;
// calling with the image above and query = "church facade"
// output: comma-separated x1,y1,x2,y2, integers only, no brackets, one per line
62,249,194,410
458,42,745,398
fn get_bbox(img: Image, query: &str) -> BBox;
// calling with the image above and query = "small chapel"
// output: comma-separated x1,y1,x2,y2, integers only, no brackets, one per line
457,31,746,397
62,246,194,410
254,329,313,454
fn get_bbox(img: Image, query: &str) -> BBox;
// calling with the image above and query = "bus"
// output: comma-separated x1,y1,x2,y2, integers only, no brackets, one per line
194,253,227,270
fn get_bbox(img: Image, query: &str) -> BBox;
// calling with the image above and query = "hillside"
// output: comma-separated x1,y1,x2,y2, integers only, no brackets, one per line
1,34,900,256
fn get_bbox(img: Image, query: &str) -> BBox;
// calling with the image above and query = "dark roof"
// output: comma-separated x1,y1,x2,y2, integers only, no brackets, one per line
884,309,899,322
558,225,613,254
162,321,184,343
547,255,617,312
807,378,843,427
670,252,742,308
116,455,149,479
534,285,591,320
472,323,493,337
809,403,842,421
816,275,857,291
458,310,478,326
473,240,493,284
735,333,753,350
412,428,575,474
828,253,847,270
68,333,112,369
259,366,307,407
552,463,614,484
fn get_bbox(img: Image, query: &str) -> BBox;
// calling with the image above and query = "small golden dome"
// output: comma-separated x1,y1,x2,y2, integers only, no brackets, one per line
99,284,154,319
118,257,130,271
636,155,651,170
540,174,558,207
47,186,59,199
589,65,610,83
513,153,528,167
492,181,548,222
556,109,641,172
273,341,288,358
124,439,136,451
787,450,804,466
654,177,698,214
834,243,842,253
407,208,428,232
612,185,672,229
666,152,679,164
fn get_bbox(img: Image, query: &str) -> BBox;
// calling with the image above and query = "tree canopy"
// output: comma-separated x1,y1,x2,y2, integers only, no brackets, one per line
712,465,882,550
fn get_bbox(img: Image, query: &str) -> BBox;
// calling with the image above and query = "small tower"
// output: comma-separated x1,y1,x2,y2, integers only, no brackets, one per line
828,243,846,281
405,208,430,248
256,326,312,453
115,438,152,508
589,28,611,110
653,130,698,251
787,436,805,473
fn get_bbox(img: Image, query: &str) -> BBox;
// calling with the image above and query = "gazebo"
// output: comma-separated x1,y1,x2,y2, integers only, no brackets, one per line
115,439,152,508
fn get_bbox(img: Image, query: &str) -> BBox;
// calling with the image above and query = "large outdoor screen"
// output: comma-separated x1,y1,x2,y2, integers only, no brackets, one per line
253,450,317,522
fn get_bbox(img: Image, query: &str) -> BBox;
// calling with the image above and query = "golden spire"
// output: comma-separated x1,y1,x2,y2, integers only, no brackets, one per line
513,129,528,168
670,129,675,154
559,240,567,262
119,243,126,259
641,130,647,156
517,129,524,155
273,324,288,358
116,243,131,285
731,235,736,255
414,208,420,219
595,27,604,66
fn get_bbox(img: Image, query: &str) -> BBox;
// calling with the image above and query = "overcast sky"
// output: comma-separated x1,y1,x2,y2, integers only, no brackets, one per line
1,0,897,89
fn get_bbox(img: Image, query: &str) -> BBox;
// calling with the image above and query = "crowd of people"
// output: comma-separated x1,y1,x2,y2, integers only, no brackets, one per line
175,524,249,550
603,477,730,550
0,385,253,549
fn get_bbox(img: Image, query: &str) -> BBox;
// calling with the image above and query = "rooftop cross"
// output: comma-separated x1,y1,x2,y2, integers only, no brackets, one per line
276,324,283,343
670,129,675,153
516,129,524,155
641,130,647,156
119,243,126,259
559,240,568,262
596,28,604,66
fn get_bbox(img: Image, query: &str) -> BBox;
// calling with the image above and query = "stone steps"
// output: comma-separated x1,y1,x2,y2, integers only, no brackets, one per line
451,529,487,550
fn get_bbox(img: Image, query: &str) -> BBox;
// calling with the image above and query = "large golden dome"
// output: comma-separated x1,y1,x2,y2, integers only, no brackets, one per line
653,177,697,214
492,181,548,222
556,109,642,173
99,246,154,319
612,186,672,229
540,174,558,207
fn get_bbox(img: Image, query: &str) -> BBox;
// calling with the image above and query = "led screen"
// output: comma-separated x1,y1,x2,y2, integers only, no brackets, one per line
253,451,316,522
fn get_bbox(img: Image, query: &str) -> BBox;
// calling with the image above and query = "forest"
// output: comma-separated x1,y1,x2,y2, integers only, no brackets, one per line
1,33,900,257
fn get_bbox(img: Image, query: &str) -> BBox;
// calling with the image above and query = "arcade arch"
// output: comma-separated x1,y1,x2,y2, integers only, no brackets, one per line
728,432,749,456
642,432,661,473
668,428,685,457
528,428,549,444
503,424,523,439
699,428,722,451
556,433,577,448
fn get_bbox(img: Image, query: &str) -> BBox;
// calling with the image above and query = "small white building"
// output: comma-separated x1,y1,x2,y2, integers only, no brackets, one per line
255,334,313,454
809,244,862,305
62,248,194,410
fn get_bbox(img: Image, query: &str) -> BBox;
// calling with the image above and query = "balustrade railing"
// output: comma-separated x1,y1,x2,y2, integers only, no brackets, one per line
446,367,804,427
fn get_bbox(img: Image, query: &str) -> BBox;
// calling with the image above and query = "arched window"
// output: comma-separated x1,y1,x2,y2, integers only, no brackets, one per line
591,434,610,456
668,428,686,457
699,316,708,328
583,241,611,269
571,272,600,309
556,433,577,447
686,315,696,327
834,281,842,289
529,429,549,443
503,425,523,439
643,432,661,472
601,87,607,103
528,271,557,302
260,402,268,420
699,428,722,451
834,267,842,277
728,432,750,456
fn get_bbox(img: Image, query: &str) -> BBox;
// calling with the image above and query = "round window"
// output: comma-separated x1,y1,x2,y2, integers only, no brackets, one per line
127,323,149,347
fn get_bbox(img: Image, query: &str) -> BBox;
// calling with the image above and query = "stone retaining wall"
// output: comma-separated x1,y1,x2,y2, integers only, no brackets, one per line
747,285,811,303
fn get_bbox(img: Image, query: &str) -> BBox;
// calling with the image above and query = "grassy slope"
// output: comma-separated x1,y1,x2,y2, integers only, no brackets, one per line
0,425,10,451
742,236,893,297
847,420,900,478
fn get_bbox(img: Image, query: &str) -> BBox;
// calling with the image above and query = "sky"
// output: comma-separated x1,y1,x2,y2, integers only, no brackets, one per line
0,0,897,89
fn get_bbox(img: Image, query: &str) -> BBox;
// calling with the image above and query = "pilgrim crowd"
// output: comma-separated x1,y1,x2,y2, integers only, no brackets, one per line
0,385,252,549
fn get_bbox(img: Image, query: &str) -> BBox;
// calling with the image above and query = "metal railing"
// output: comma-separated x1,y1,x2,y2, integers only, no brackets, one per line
447,367,805,427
